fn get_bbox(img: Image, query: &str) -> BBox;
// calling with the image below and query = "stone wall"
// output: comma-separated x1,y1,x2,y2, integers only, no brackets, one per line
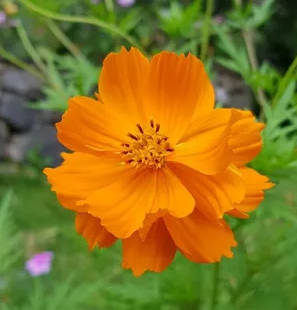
0,61,66,168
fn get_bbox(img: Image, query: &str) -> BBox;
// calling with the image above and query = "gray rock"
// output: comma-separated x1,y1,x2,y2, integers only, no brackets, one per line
0,120,9,159
0,120,8,139
213,65,253,110
6,125,67,168
40,110,63,125
1,68,42,99
0,92,41,131
214,85,230,105
0,61,8,77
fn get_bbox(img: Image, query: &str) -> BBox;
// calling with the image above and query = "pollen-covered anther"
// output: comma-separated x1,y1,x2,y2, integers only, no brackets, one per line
121,122,174,168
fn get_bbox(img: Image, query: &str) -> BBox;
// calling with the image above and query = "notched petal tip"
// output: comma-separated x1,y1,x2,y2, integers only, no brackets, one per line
75,213,117,251
164,210,237,264
229,108,266,166
228,167,274,218
145,50,212,145
122,219,176,276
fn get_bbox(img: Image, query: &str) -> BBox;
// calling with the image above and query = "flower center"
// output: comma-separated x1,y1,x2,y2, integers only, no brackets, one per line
120,120,174,169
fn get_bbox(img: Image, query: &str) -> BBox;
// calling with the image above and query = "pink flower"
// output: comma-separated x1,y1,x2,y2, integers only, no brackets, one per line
0,11,7,25
25,251,54,277
116,0,136,7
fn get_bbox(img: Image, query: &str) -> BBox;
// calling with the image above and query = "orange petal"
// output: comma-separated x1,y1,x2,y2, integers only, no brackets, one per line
144,52,214,144
75,213,117,250
168,162,245,222
227,208,249,219
122,219,176,276
164,209,237,263
153,167,195,217
84,166,194,239
227,167,274,218
99,47,149,125
179,108,231,143
229,109,265,167
57,96,131,154
137,166,197,239
169,109,233,175
139,210,168,241
79,167,153,239
44,152,131,212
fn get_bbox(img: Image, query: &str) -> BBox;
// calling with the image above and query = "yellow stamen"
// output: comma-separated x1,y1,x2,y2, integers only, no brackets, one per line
121,122,174,169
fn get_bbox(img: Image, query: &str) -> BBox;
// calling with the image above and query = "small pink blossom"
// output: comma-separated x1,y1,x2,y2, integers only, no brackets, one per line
25,251,54,277
116,0,136,7
0,11,7,25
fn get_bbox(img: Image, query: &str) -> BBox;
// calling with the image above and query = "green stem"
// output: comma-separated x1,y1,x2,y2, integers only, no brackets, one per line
200,0,214,62
104,0,115,13
242,29,266,111
19,0,143,52
210,263,219,310
0,45,45,81
15,22,48,74
272,54,297,107
46,20,86,59
234,0,266,118
104,0,116,30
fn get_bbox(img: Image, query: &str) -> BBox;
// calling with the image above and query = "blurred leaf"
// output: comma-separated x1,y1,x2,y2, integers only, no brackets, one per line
159,0,202,38
251,80,297,176
118,8,143,33
248,62,281,95
226,0,275,30
23,274,106,310
25,0,80,12
216,57,241,74
213,24,251,78
28,50,99,111
246,0,275,29
0,190,21,273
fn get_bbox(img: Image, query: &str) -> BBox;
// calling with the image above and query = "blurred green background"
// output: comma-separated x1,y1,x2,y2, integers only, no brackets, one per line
0,0,297,309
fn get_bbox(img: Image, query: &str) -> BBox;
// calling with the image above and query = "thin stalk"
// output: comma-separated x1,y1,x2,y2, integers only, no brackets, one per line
210,263,219,310
0,45,45,81
15,22,48,74
103,0,118,48
234,0,266,115
46,20,86,59
104,0,115,13
200,0,215,62
242,30,266,109
19,0,143,52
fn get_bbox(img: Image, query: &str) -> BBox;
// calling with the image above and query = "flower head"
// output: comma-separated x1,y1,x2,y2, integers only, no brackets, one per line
25,251,54,277
116,0,136,7
44,47,273,276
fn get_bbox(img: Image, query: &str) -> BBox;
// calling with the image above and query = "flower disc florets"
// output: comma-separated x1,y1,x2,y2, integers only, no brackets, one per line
121,120,174,168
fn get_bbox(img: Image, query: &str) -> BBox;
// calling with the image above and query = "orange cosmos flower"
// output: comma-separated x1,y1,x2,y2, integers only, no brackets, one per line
44,47,274,276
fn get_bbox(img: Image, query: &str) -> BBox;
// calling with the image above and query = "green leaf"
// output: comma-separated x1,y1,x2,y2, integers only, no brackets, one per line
118,8,143,33
28,52,99,112
0,190,21,273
